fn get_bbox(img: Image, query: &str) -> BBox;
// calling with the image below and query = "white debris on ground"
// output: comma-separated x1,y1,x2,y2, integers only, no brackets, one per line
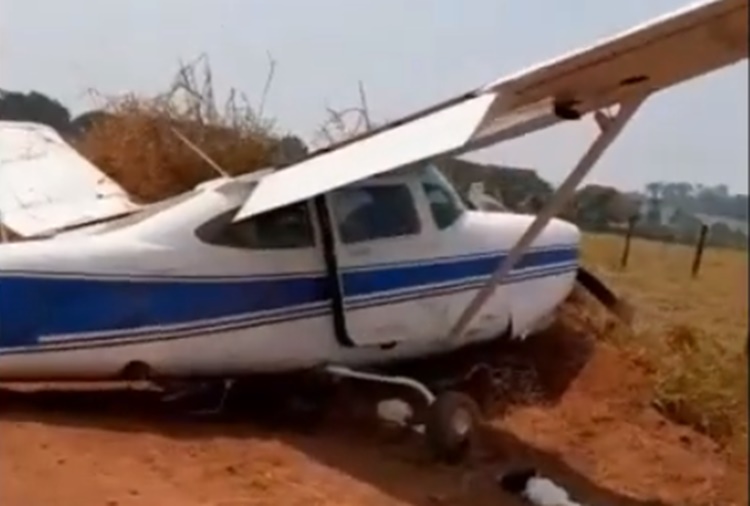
497,467,585,506
376,398,413,426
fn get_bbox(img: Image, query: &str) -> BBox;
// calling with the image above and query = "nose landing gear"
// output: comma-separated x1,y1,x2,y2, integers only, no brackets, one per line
424,390,482,463
325,365,485,464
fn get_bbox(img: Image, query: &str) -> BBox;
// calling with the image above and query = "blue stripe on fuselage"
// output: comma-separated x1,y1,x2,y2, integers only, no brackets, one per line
343,247,574,299
0,246,577,349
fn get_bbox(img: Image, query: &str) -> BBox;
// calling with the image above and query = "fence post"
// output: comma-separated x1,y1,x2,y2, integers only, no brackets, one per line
620,216,637,269
691,223,709,278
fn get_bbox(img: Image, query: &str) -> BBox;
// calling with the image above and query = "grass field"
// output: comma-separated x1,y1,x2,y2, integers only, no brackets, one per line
580,233,748,449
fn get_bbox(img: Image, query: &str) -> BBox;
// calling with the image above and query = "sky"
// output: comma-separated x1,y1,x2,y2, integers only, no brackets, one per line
1,0,747,193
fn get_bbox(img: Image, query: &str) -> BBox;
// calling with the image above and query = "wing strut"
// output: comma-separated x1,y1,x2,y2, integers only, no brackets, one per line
446,95,648,343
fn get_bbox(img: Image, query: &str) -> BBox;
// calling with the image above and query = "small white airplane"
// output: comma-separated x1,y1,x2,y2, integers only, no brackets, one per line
0,0,745,461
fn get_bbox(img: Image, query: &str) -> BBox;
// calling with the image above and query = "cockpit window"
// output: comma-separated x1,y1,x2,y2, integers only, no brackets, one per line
420,165,465,229
330,184,421,244
196,201,315,250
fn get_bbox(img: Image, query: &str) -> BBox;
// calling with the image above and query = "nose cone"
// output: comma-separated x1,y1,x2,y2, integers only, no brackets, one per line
542,217,580,272
548,217,581,247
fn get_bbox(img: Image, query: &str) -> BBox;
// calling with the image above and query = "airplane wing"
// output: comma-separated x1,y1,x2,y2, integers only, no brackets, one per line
0,122,142,237
235,0,747,221
478,0,748,116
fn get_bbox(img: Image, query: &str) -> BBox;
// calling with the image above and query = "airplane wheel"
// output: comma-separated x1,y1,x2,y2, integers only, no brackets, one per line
424,391,481,463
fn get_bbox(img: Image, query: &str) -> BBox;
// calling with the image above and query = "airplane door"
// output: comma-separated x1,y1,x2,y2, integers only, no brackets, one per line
324,178,447,347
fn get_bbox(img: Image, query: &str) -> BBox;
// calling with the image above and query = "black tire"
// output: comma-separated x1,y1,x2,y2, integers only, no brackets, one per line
424,391,481,463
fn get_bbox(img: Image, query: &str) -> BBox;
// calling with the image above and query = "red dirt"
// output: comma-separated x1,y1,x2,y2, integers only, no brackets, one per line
1,326,746,506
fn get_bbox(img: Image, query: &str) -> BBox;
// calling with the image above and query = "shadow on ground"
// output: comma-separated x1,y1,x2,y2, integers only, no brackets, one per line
0,324,668,506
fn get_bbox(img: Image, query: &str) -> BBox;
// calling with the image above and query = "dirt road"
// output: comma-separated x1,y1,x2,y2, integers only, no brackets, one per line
1,328,746,506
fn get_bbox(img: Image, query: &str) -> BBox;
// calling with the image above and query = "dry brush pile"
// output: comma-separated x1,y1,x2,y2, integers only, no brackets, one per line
74,56,280,202
73,57,374,203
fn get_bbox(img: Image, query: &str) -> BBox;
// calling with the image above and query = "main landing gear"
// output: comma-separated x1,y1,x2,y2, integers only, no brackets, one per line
325,365,486,463
154,361,495,464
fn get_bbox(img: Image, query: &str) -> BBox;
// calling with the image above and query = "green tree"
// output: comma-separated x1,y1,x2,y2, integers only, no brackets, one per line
0,90,72,133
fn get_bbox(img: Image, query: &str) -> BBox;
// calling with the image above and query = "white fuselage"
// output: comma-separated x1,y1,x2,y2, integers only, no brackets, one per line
0,165,580,380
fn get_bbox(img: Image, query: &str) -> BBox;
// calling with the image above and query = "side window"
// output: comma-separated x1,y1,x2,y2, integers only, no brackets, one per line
420,166,465,229
196,201,315,250
330,185,421,244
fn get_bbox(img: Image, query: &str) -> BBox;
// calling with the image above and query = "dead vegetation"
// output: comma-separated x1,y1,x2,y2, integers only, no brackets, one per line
72,56,378,203
655,324,747,445
74,55,280,202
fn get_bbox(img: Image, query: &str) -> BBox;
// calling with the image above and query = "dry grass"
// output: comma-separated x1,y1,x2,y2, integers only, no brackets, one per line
581,233,748,447
75,56,279,203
